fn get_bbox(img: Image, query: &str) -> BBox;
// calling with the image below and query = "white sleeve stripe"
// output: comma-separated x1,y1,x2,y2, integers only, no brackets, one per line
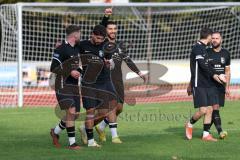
195,61,198,87
195,57,204,60
53,57,62,64
195,55,204,60
52,57,63,69
123,56,130,60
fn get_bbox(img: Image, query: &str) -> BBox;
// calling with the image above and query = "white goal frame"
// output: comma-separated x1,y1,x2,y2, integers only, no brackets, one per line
3,2,240,107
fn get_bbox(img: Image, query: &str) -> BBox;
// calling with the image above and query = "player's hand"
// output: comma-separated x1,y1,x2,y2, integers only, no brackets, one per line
55,40,62,48
138,71,147,83
219,74,227,84
213,74,223,84
104,8,112,16
187,84,192,96
225,87,230,97
70,70,80,79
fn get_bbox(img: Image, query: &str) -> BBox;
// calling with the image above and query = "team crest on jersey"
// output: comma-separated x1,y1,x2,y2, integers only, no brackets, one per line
118,48,122,54
99,50,104,58
221,57,225,64
53,53,59,57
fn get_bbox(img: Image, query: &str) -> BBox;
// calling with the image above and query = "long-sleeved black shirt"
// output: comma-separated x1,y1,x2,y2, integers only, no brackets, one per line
100,15,140,82
111,41,140,82
190,41,215,88
50,40,81,89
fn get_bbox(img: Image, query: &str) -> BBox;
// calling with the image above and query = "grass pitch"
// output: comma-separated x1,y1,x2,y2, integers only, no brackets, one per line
0,101,239,160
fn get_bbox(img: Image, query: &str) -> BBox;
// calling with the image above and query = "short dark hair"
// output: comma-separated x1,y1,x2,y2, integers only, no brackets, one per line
66,25,80,36
92,25,106,37
212,31,222,37
200,28,213,39
106,21,117,27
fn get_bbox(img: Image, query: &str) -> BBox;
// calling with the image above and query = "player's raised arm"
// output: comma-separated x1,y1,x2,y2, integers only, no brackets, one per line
100,8,112,27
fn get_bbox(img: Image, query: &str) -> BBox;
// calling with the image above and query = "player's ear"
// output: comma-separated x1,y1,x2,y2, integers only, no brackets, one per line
55,40,62,48
91,32,95,37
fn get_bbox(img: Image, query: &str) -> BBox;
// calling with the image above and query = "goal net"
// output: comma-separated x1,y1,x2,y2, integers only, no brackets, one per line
0,3,240,107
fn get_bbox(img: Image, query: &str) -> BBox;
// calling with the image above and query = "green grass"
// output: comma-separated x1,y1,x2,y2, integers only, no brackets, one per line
0,101,240,160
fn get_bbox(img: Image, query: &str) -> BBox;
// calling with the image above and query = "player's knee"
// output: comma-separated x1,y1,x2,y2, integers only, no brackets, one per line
68,107,76,115
199,107,208,115
206,106,213,114
117,108,123,115
116,104,123,115
74,113,80,120
86,108,95,120
200,106,213,117
86,108,95,114
212,104,220,110
66,108,76,121
109,100,118,110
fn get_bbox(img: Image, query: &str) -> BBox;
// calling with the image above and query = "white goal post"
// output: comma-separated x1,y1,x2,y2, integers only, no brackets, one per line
1,2,240,107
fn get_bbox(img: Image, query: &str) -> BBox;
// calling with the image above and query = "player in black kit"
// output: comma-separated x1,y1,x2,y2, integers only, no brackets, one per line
50,25,81,150
95,8,147,143
185,28,226,142
207,31,231,139
79,25,119,147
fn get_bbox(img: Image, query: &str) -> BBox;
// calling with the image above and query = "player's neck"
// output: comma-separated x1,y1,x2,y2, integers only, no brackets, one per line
108,37,116,43
213,47,221,52
199,39,208,45
66,39,76,47
90,39,96,45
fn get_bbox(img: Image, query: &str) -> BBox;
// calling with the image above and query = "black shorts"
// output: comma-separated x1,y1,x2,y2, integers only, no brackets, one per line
55,86,81,112
217,88,225,107
81,81,116,110
192,87,219,108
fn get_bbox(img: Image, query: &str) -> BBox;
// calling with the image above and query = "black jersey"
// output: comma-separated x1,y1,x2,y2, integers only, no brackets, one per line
100,16,140,82
207,48,231,90
190,41,216,88
78,40,111,84
50,40,81,88
109,41,140,82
